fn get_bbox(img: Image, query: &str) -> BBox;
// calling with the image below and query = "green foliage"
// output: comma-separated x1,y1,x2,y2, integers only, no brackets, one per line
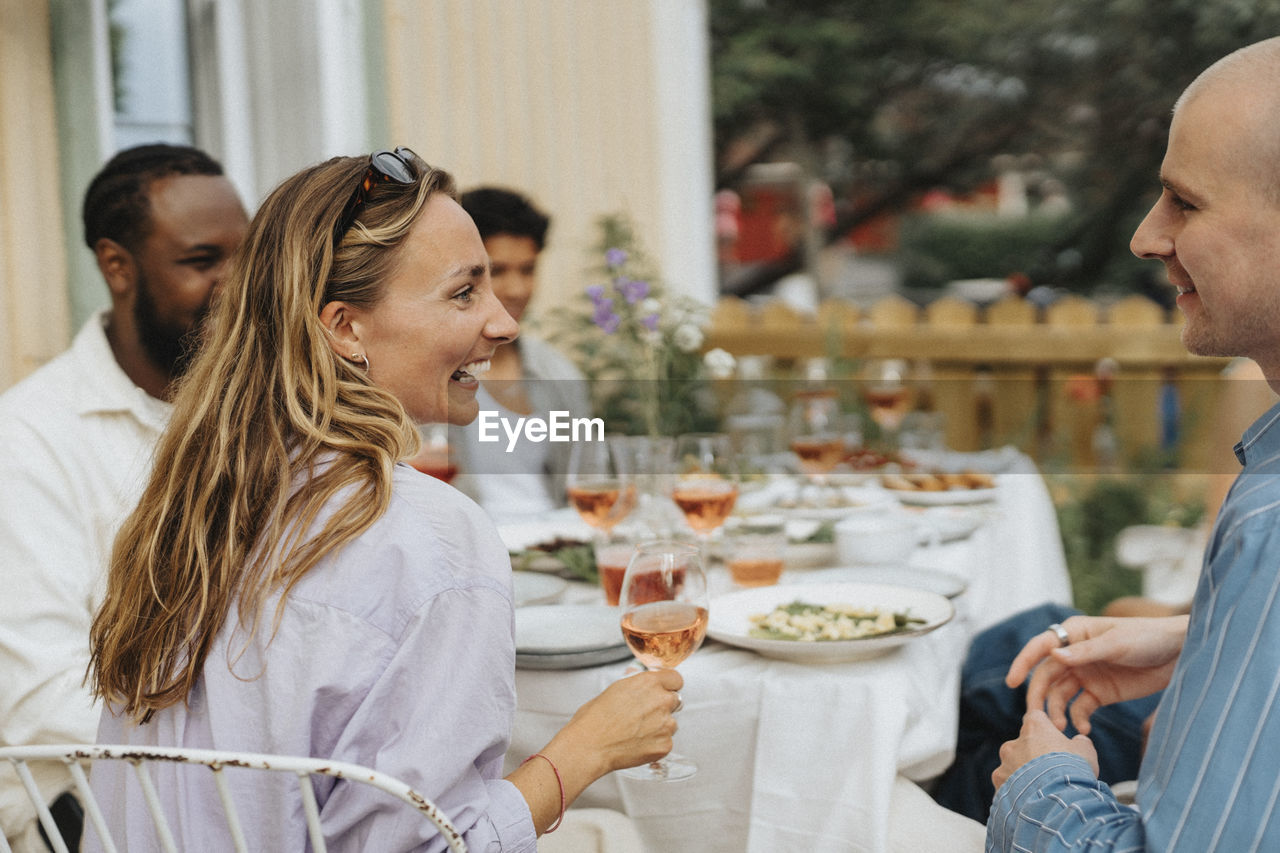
710,0,1280,292
898,210,1074,290
1052,475,1204,615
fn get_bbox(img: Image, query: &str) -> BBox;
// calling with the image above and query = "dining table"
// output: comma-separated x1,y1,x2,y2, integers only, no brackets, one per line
498,446,1072,853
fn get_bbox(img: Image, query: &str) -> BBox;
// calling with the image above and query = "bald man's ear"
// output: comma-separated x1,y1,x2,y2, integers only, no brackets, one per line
94,238,136,298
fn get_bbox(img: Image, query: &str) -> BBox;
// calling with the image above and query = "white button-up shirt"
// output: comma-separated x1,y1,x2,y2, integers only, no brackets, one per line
0,313,169,848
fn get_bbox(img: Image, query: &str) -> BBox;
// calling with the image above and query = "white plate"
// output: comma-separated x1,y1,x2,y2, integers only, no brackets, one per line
498,511,595,551
516,645,634,670
513,572,569,607
707,582,954,663
792,566,968,599
515,604,626,655
887,486,998,506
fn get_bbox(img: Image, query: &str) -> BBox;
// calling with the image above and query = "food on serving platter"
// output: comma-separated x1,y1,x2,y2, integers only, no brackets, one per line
880,470,995,492
844,446,915,472
747,601,925,642
525,536,592,553
509,537,597,583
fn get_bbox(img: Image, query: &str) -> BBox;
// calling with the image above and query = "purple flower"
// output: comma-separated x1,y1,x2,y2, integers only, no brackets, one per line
641,312,660,331
586,284,607,303
605,248,628,268
592,298,620,333
616,277,650,304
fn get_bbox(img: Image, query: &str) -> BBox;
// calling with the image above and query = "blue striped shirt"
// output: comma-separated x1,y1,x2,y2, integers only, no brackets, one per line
988,402,1280,852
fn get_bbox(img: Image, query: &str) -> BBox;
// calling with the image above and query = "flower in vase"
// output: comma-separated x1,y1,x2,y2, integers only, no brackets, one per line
704,347,737,380
547,216,722,437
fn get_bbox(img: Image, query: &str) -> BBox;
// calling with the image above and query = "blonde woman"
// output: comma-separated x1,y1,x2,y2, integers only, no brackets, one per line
88,150,680,852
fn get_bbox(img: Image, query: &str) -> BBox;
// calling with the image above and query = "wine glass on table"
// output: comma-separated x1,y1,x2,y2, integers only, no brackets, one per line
862,359,913,448
787,389,845,502
567,439,637,603
618,540,708,780
566,439,636,535
671,433,739,547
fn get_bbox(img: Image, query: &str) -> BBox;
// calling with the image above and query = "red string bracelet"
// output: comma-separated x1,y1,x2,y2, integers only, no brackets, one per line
522,752,565,833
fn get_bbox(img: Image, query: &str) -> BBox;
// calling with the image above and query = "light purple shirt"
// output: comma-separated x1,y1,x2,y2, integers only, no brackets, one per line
89,463,537,852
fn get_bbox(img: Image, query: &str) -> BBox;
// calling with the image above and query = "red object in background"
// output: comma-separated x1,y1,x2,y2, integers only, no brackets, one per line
410,459,459,483
846,210,899,252
735,182,804,264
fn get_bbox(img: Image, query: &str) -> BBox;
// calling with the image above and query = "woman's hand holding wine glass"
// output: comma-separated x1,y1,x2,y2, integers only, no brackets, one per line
617,540,708,780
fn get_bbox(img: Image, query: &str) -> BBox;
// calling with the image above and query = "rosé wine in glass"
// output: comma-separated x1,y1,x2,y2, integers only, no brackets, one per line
618,541,707,781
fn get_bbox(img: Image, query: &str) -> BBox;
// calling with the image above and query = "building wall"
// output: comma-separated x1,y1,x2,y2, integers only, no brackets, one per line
0,0,716,389
0,0,71,388
378,0,716,335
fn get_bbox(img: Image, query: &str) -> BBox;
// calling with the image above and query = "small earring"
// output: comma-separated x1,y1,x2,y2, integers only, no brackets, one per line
350,353,370,371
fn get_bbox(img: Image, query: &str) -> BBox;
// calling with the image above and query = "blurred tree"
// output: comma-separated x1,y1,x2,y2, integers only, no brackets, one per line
710,0,1280,293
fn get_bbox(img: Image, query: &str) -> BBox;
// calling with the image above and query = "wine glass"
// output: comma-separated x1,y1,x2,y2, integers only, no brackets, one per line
618,540,708,781
862,359,913,446
671,433,739,545
566,438,636,538
787,389,845,473
787,389,846,503
609,435,681,538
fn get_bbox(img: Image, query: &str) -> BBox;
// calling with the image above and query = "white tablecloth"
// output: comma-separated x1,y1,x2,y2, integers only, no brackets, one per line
502,449,1070,852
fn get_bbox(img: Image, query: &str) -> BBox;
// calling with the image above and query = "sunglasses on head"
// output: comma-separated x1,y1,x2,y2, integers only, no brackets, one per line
332,147,419,246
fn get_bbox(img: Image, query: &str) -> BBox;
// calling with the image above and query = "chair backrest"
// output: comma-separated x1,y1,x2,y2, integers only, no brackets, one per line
0,743,468,853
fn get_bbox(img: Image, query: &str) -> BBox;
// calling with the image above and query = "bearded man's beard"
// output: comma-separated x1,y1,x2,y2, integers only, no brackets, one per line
134,273,207,378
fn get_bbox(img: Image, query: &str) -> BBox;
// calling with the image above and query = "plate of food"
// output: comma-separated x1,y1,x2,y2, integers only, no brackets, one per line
707,581,953,663
880,472,999,505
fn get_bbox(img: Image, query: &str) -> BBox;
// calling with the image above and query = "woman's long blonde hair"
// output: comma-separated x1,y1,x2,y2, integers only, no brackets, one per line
91,152,453,722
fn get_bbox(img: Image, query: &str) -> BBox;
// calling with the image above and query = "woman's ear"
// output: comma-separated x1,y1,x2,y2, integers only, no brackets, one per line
318,301,363,362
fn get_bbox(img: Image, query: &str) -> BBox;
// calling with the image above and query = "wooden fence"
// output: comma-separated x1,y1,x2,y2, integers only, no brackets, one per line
704,293,1237,473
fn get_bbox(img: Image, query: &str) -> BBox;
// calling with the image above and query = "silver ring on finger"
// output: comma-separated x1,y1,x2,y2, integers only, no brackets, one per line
1048,622,1070,648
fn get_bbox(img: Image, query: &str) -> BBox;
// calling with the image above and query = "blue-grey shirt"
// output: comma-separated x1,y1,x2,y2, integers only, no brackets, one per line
988,402,1280,851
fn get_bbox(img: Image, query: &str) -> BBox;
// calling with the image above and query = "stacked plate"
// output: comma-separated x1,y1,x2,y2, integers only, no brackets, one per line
515,604,633,670
513,572,568,607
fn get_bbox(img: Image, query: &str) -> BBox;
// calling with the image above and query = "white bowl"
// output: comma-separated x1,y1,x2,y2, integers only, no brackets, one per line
834,513,919,565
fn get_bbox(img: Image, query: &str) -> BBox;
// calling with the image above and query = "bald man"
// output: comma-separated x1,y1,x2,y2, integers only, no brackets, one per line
986,37,1280,851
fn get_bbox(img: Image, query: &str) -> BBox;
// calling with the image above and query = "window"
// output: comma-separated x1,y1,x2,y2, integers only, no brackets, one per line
108,0,194,148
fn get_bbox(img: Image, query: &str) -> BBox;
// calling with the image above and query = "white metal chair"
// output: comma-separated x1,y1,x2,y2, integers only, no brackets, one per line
0,744,468,853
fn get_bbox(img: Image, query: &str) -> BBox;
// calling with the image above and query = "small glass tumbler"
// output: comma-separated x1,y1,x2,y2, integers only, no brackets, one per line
725,516,788,587
595,538,636,606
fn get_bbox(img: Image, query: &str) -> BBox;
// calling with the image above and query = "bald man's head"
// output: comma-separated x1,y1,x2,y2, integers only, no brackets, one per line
1175,37,1280,206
